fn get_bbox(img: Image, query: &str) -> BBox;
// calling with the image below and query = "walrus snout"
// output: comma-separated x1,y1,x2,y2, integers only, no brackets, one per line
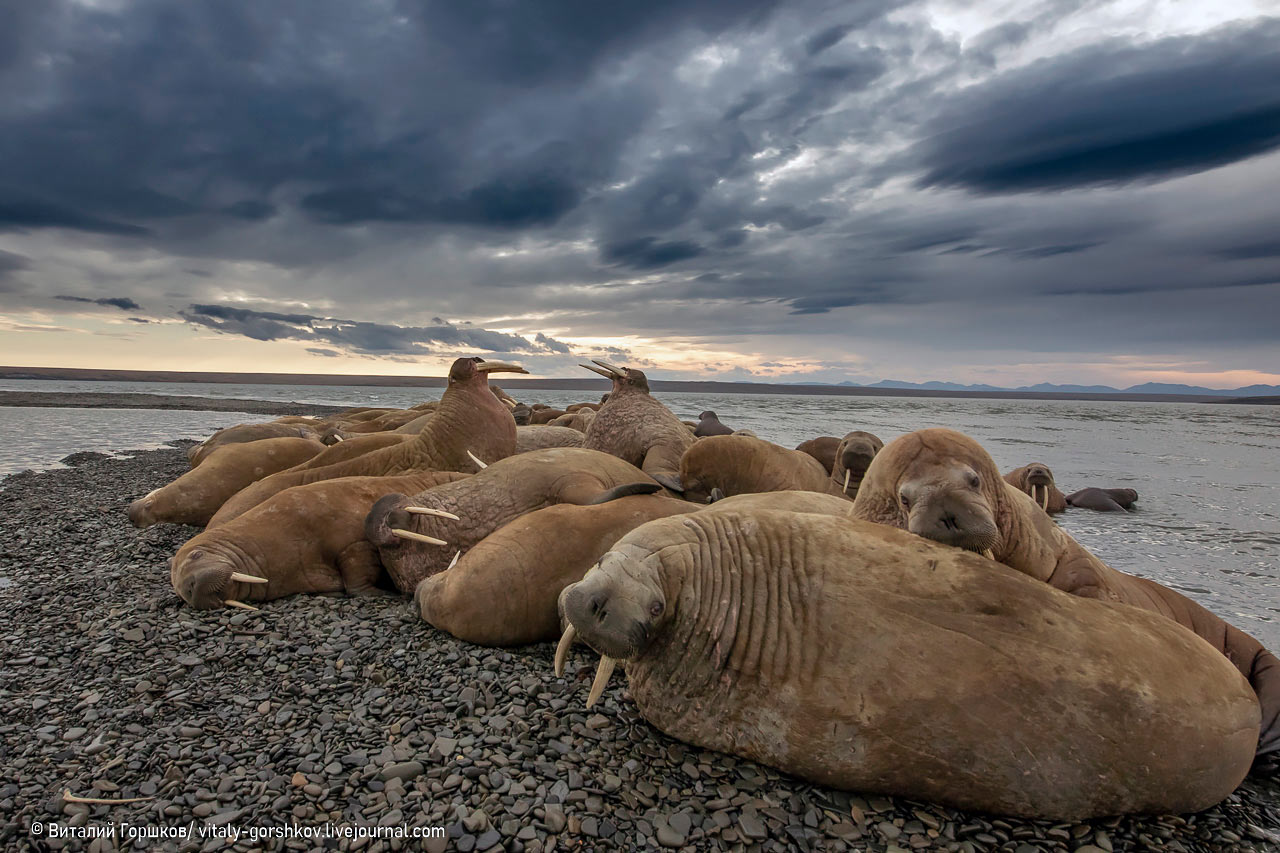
1024,465,1054,486
561,575,659,661
127,493,158,528
906,489,1000,553
171,548,263,610
364,493,413,548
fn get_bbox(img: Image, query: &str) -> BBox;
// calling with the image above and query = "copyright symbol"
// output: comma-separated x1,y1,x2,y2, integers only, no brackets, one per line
31,822,44,836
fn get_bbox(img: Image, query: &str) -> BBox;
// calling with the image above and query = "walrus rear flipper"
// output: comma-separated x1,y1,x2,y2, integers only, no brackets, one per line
1245,640,1280,760
588,482,664,505
648,472,684,493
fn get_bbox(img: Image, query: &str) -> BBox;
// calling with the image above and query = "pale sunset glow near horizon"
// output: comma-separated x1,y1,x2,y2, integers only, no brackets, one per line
2,0,1279,391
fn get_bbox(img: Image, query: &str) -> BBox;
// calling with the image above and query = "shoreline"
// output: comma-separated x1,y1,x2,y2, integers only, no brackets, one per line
0,391,352,417
0,447,1277,852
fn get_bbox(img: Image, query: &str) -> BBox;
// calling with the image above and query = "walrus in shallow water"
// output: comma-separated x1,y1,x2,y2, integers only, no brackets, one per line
365,447,664,592
692,411,735,437
829,430,883,499
554,509,1257,819
171,471,469,610
208,357,526,526
128,435,325,528
794,436,841,474
1003,462,1068,514
676,434,835,503
851,427,1280,758
416,494,690,646
1068,487,1139,512
580,361,694,492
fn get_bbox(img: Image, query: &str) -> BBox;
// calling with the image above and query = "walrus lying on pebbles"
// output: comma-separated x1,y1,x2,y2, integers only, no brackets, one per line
1068,486,1139,512
852,428,1280,758
693,411,735,437
365,447,664,592
581,360,694,492
554,509,1258,819
829,430,883,499
208,357,525,525
677,434,835,503
187,420,327,467
794,436,841,474
128,435,325,528
1003,462,1067,513
170,471,469,609
416,494,691,646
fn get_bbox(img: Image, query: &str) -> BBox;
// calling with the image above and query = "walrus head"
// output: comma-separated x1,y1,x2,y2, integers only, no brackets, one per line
554,547,669,707
833,430,884,496
448,356,530,384
169,543,269,610
852,428,1002,557
1012,462,1057,511
579,360,650,394
127,488,161,528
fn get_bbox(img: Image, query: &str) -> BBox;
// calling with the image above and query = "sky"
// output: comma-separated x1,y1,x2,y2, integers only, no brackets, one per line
1,0,1279,389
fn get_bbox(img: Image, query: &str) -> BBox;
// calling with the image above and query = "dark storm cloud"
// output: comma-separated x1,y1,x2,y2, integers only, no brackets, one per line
918,19,1280,193
602,237,706,269
54,295,143,311
180,304,574,357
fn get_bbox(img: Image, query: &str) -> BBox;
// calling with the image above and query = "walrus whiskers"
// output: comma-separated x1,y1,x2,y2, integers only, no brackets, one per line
586,655,617,708
225,599,258,611
229,572,269,584
391,529,448,547
554,624,577,677
466,450,488,469
404,506,461,521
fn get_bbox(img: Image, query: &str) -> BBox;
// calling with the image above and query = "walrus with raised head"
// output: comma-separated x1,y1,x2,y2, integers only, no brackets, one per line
1068,487,1139,512
1003,462,1068,514
851,427,1280,758
693,410,735,437
128,435,326,528
553,509,1258,819
170,471,469,610
580,360,694,492
365,447,664,592
829,430,883,499
207,357,526,526
676,434,835,503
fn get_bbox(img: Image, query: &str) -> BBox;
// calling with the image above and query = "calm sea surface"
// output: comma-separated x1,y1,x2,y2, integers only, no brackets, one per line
2,378,1277,648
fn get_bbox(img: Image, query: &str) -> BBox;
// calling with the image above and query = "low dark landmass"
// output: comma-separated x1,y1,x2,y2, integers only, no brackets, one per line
0,391,351,417
1,448,1278,852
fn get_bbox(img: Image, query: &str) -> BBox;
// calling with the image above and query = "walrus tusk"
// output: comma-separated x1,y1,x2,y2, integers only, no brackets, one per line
579,363,615,379
391,528,448,547
404,506,461,521
1039,487,1049,512
554,624,576,677
843,469,851,494
591,358,625,374
225,599,258,611
982,549,995,560
229,572,268,584
448,550,460,569
476,361,529,374
63,790,155,805
466,450,488,469
586,655,617,708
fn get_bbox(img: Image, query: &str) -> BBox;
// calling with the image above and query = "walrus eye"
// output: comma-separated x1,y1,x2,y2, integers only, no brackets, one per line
899,492,911,509
649,601,664,617
967,474,980,489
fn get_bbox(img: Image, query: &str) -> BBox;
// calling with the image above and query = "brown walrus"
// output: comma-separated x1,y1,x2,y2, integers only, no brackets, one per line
676,434,835,503
580,360,694,492
187,420,325,467
794,436,841,474
851,427,1280,758
553,509,1258,819
1003,462,1068,513
1068,487,1139,512
170,471,469,610
415,494,691,646
364,447,663,593
128,435,326,528
207,357,526,526
829,430,883,499
547,409,596,432
693,410,735,437
292,432,411,469
515,425,585,453
529,408,567,425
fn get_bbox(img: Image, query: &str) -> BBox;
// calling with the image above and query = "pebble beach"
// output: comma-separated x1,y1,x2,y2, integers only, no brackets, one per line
1,444,1278,853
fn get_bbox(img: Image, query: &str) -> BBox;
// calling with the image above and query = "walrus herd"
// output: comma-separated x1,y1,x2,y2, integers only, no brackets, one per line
129,356,1277,820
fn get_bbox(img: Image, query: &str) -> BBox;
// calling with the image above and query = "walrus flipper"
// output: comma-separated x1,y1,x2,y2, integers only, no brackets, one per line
588,482,664,505
1243,640,1280,759
640,445,686,493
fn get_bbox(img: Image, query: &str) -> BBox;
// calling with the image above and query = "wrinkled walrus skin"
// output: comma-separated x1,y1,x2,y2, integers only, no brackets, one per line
416,494,691,646
207,357,525,526
365,447,663,593
677,434,836,504
852,428,1280,757
128,435,325,528
1003,462,1068,514
170,471,469,609
558,510,1259,819
515,425,585,453
580,361,694,492
187,421,324,467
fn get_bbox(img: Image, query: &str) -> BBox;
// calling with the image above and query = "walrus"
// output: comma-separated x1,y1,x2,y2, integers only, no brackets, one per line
693,410,735,437
829,430,883,499
207,357,526,526
676,434,835,503
511,403,533,426
365,447,663,592
851,427,1280,757
187,421,324,467
548,409,596,432
794,436,841,475
1003,462,1068,513
170,471,469,610
553,509,1258,819
128,435,326,528
292,432,411,470
1068,487,1139,512
580,360,694,492
415,494,691,646
565,402,601,413
530,408,567,425
515,425,585,453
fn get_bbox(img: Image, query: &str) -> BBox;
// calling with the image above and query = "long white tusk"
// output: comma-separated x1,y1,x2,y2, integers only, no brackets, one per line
225,599,258,611
333,434,344,442
981,549,995,560
405,506,460,521
229,572,268,584
579,363,615,379
842,469,851,494
554,624,577,677
1040,487,1049,512
448,550,460,569
591,359,625,374
586,656,617,708
466,450,488,470
391,528,448,547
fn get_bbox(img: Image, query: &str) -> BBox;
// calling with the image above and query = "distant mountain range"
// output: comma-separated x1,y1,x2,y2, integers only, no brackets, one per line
837,380,1280,397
